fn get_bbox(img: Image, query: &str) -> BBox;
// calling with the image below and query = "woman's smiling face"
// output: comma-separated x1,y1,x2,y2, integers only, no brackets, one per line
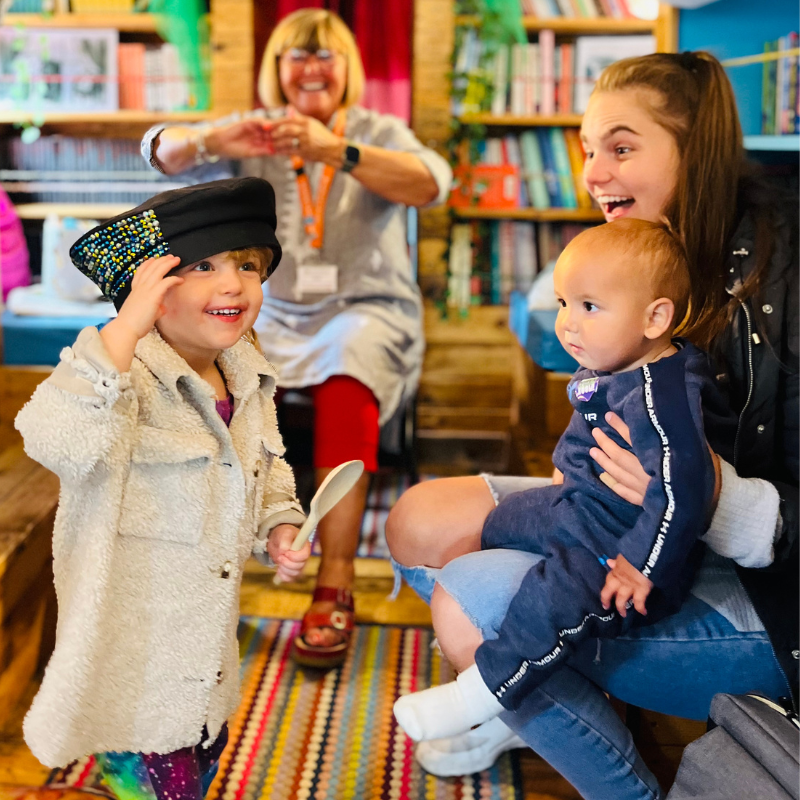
580,89,681,224
278,46,347,122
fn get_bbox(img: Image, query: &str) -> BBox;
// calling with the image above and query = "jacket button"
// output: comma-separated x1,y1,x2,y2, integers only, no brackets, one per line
762,304,773,314
793,650,799,660
221,561,232,579
757,425,765,433
216,670,223,683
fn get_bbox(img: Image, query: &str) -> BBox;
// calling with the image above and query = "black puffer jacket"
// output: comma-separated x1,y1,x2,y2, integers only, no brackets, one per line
714,193,799,706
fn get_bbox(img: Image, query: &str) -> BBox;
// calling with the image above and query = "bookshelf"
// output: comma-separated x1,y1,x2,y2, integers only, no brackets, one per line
0,1,253,129
449,2,678,307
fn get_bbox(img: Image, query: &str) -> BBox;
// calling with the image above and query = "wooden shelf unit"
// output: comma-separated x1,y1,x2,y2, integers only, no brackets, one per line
459,112,584,126
455,14,658,35
15,202,133,220
453,207,604,221
455,6,678,51
4,12,160,32
0,110,215,126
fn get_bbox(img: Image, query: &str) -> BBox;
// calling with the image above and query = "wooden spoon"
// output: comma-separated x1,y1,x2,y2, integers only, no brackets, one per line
290,459,365,551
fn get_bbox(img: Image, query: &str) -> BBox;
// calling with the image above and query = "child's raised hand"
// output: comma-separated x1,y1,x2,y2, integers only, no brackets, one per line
99,255,183,374
267,523,311,583
600,553,653,618
116,254,184,340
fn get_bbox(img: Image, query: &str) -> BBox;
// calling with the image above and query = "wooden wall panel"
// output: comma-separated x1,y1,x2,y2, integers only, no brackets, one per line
210,0,255,114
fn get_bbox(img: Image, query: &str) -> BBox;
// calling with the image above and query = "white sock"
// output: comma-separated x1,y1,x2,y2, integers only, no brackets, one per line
393,664,503,742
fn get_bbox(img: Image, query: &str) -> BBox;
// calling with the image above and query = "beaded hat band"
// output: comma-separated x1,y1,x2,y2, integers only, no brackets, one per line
70,177,282,310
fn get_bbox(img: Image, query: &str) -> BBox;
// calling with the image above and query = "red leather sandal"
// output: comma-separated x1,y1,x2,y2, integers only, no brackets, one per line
292,586,355,668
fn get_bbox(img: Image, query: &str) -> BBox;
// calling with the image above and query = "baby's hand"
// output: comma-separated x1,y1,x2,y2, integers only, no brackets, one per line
600,553,653,618
267,523,311,583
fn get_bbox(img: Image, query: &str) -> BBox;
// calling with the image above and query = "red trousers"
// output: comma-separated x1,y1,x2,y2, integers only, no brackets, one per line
276,375,379,472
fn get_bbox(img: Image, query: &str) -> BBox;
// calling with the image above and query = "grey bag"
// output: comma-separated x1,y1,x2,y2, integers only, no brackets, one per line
667,693,799,800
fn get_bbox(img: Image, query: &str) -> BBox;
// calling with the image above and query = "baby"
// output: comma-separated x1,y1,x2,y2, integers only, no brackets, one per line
394,218,735,742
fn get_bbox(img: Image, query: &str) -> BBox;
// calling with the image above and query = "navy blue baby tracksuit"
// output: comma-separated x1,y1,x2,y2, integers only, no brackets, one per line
475,341,737,710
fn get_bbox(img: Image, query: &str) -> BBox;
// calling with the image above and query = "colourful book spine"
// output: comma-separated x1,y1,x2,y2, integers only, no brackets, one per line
519,130,550,209
539,29,556,116
549,128,577,208
563,127,592,209
536,128,562,206
490,220,502,304
558,43,573,114
762,40,772,134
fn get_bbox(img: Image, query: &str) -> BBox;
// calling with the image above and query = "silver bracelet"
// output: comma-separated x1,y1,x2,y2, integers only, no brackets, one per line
194,126,220,166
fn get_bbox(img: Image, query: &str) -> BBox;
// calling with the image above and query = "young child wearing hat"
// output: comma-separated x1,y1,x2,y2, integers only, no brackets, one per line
393,219,737,742
15,178,311,797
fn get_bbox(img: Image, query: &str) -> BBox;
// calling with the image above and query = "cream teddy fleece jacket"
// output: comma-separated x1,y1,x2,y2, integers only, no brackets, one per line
16,327,305,767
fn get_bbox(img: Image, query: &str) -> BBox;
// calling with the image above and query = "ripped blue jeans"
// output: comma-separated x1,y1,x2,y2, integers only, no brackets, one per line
393,476,789,800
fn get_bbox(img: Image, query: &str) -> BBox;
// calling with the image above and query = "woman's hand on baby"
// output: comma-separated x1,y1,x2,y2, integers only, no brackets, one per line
591,412,722,515
266,107,343,165
267,524,311,583
600,554,653,617
590,412,651,506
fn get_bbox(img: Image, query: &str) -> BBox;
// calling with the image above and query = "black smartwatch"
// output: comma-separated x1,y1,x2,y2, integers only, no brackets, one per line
341,141,361,173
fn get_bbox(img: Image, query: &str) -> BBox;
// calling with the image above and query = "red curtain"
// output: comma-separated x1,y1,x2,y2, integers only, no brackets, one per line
255,0,412,122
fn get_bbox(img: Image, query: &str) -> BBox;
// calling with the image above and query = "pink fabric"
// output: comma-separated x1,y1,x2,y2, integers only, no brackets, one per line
0,188,31,301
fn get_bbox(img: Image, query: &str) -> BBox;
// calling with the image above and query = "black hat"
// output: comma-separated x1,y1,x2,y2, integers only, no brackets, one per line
70,177,283,310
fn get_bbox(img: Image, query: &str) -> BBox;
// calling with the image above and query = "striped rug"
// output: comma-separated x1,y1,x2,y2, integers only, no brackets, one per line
49,618,523,800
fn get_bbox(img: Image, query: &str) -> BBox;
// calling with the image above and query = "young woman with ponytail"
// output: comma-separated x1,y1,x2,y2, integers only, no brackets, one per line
386,51,798,799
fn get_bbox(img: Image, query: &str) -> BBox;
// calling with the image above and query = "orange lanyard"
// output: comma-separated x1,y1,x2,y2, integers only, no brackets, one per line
292,109,346,250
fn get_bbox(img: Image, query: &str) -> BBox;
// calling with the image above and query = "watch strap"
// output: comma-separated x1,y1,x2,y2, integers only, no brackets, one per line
341,142,360,173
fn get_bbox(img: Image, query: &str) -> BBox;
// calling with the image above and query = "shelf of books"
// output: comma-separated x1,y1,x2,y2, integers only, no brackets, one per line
445,2,677,309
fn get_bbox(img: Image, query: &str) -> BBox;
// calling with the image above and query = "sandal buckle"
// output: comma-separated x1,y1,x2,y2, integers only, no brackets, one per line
330,610,348,630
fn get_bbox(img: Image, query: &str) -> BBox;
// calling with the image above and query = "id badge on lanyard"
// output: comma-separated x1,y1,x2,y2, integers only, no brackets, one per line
293,109,346,297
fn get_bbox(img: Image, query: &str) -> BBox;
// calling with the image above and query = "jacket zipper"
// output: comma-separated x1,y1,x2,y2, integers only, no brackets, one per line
733,299,755,470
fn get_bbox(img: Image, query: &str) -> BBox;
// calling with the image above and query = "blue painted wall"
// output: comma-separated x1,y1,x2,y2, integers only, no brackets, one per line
679,0,799,135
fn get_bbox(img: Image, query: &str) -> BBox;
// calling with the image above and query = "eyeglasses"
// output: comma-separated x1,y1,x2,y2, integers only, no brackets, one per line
280,48,341,67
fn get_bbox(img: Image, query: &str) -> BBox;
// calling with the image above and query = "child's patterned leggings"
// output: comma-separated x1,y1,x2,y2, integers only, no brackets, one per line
95,724,228,800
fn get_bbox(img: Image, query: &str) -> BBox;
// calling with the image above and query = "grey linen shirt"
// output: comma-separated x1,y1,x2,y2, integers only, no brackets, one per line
143,106,453,424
